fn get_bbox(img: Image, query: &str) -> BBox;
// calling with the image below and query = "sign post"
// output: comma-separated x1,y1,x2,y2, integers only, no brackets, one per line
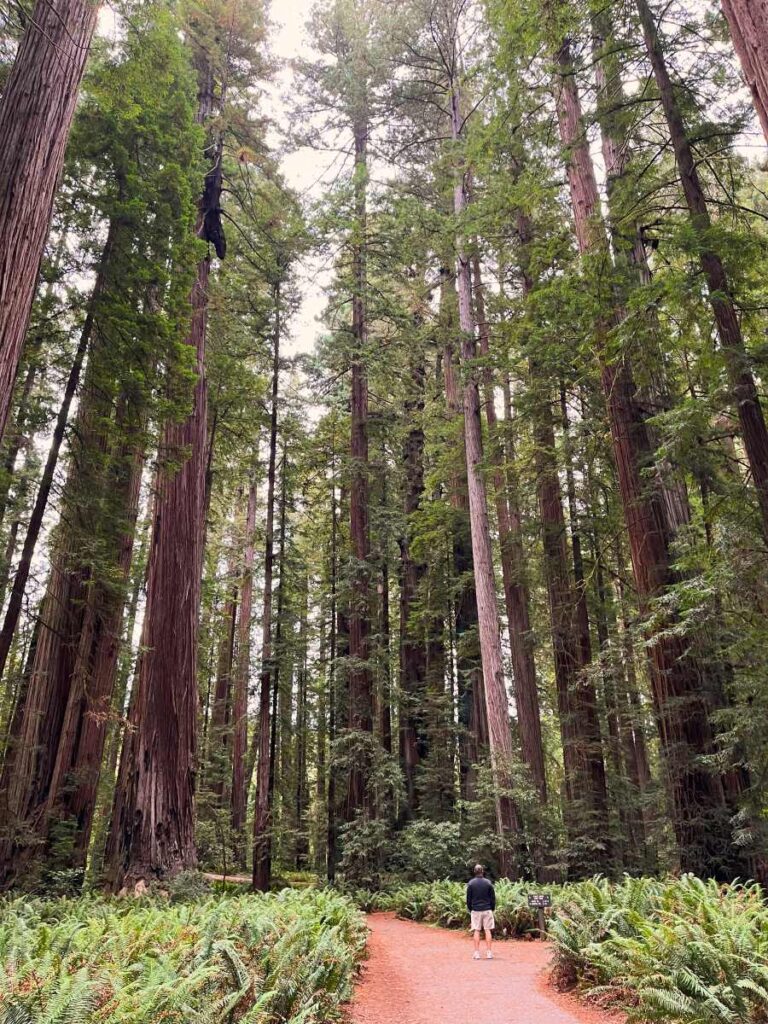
527,892,552,939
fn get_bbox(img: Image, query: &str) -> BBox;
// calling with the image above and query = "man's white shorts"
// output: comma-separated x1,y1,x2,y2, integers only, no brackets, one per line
470,910,495,932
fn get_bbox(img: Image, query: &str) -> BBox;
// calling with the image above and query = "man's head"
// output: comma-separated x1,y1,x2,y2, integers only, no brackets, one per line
473,864,484,877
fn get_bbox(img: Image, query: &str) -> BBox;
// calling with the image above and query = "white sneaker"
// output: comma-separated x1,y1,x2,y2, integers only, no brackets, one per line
473,952,481,960
486,952,494,960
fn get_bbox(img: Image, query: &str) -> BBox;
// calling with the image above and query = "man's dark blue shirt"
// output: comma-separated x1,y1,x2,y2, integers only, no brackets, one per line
466,876,496,912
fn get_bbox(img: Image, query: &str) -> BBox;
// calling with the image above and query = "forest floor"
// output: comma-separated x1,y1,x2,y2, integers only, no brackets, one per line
347,913,625,1024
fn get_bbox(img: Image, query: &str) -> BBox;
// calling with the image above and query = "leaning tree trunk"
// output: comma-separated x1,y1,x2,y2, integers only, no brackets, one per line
636,0,768,542
253,288,281,892
0,0,100,442
450,85,521,878
440,269,486,800
552,36,734,876
721,0,768,144
472,256,546,803
0,222,118,684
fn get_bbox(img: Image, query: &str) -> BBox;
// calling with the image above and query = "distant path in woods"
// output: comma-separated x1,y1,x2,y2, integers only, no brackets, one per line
348,913,624,1024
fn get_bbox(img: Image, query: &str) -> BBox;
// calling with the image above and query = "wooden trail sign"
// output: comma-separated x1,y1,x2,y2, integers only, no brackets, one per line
527,893,552,938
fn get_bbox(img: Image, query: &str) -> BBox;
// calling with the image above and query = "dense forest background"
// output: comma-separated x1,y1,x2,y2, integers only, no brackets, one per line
1,0,768,895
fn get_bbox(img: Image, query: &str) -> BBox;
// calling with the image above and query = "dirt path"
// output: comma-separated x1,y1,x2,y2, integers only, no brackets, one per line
348,913,624,1024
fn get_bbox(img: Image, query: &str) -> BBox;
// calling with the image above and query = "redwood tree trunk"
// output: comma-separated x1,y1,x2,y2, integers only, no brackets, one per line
43,413,144,866
107,257,209,888
253,290,280,892
721,0,768,143
450,86,520,877
552,37,734,875
0,0,100,442
231,475,256,836
636,0,768,542
472,256,546,803
208,566,238,801
399,347,427,812
441,272,485,800
347,118,374,817
0,224,117,683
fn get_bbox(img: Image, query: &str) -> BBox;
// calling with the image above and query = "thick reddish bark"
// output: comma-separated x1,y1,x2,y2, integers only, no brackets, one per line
472,256,546,803
721,0,768,143
107,258,209,888
43,416,144,865
231,476,256,834
253,293,280,891
347,119,374,817
0,0,100,442
0,228,124,883
636,0,768,542
552,38,733,874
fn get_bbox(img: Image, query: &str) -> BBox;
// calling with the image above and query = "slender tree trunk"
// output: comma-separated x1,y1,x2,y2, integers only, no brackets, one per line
295,580,309,869
347,117,374,816
636,0,768,541
209,564,238,801
0,0,100,442
327,464,340,881
0,223,117,682
450,86,520,878
441,272,485,800
231,475,256,838
399,347,427,812
253,290,281,892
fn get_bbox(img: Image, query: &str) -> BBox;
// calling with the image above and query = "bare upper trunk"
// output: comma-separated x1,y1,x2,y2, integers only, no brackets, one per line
721,0,768,143
0,0,100,441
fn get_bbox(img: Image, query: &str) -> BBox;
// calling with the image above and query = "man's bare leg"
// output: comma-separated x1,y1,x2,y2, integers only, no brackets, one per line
484,927,493,957
473,929,481,955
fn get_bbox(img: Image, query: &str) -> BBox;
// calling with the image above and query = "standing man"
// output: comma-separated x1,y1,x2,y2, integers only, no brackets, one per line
466,863,495,960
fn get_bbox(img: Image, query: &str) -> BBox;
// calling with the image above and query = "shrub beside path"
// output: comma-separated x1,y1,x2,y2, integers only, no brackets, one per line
348,912,625,1024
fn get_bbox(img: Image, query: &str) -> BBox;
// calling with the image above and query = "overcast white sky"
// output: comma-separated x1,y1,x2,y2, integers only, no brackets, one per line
268,0,331,356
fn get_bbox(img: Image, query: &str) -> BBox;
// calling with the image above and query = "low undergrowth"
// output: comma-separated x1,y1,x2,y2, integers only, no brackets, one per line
374,875,768,1023
372,879,546,936
0,887,366,1024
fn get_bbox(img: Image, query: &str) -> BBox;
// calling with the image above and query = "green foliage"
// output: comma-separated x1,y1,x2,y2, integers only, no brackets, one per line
374,878,547,937
550,875,768,1023
0,888,365,1024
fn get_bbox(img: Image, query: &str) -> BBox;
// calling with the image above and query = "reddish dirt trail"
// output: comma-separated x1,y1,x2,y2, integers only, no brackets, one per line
348,913,624,1024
